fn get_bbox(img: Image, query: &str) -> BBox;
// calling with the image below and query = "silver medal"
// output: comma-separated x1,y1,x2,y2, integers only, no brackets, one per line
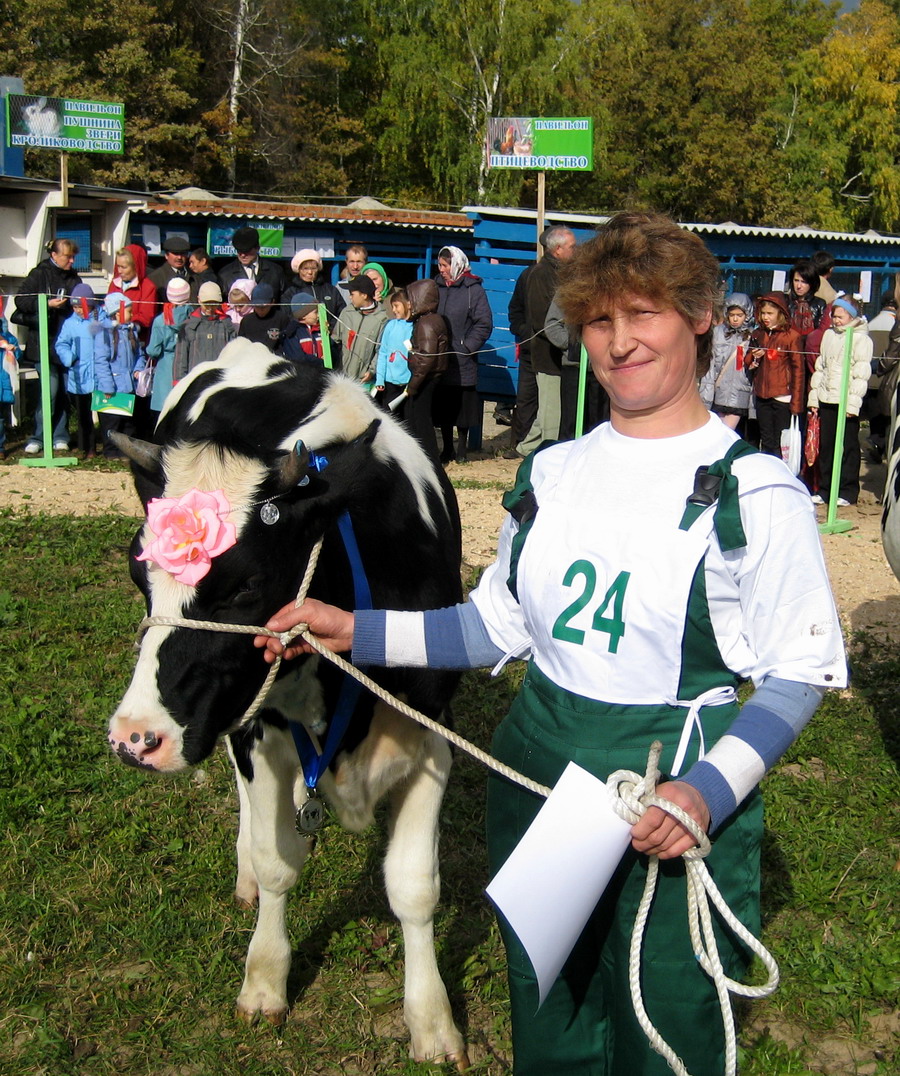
260,502,280,526
296,793,324,834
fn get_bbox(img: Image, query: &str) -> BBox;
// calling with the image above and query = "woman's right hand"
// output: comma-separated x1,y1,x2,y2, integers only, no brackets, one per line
254,598,355,663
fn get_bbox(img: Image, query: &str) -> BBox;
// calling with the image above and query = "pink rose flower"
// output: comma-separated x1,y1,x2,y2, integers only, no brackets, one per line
137,488,237,585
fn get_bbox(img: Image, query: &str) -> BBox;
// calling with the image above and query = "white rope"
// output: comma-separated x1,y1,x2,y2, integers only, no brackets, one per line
607,742,779,1076
137,555,779,1075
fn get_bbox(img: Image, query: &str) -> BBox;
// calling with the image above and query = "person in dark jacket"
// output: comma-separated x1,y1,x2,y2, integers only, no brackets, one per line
433,245,492,463
188,248,219,303
405,277,448,463
238,283,294,353
15,237,82,452
218,226,286,305
517,226,577,455
505,256,540,458
787,260,826,373
148,235,191,303
283,248,343,365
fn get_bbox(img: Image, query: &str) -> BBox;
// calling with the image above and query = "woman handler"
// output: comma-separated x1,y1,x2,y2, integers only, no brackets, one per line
256,213,846,1075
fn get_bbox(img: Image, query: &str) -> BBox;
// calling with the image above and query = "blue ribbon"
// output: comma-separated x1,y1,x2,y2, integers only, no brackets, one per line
289,446,372,789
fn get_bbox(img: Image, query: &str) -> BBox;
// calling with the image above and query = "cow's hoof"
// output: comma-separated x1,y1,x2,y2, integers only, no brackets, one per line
411,1046,470,1071
234,892,258,910
236,1004,287,1027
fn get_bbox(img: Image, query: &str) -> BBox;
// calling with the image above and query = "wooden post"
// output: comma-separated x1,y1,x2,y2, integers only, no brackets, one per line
60,152,69,207
536,171,546,259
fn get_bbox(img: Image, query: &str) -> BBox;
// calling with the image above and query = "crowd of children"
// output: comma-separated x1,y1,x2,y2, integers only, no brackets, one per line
700,259,886,508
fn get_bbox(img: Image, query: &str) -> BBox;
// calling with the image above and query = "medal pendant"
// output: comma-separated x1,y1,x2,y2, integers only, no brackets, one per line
260,502,280,526
296,792,324,834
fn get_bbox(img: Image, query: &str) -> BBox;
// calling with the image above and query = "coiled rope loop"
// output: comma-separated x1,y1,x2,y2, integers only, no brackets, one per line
606,742,779,1076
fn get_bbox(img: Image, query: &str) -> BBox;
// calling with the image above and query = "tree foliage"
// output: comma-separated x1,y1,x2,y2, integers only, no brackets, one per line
0,0,898,229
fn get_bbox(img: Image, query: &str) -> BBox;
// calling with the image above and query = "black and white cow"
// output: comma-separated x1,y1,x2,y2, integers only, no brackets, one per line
882,389,900,581
107,340,469,1068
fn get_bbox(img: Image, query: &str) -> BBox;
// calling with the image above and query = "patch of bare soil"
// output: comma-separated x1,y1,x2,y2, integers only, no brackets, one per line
2,418,899,638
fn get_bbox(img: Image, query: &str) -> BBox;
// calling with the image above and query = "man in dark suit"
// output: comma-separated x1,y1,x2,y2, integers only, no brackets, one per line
218,226,286,305
148,235,191,303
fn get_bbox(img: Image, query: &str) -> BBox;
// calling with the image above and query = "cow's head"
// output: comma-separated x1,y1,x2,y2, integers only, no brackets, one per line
107,342,445,772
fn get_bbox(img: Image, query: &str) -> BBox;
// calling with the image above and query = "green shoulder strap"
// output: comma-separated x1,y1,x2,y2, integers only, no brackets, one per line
501,444,554,601
678,438,759,551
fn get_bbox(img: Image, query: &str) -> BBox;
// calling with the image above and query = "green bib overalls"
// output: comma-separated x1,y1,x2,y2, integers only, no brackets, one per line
487,441,763,1075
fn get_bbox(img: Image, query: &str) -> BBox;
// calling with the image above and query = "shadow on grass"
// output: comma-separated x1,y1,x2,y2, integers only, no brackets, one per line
847,629,900,772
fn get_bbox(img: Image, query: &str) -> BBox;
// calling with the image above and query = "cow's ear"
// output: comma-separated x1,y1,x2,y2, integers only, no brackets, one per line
110,433,165,509
353,419,381,447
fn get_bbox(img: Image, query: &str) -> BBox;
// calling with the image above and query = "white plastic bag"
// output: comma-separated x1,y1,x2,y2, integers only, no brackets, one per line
780,414,801,476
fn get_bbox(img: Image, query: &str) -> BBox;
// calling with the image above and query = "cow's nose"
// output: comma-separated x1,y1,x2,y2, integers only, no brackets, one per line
108,717,172,770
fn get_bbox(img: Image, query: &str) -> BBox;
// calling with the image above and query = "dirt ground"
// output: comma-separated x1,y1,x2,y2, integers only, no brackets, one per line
2,415,899,638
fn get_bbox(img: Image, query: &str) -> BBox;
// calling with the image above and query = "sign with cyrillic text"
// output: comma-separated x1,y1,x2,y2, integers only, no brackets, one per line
6,94,124,153
486,117,593,171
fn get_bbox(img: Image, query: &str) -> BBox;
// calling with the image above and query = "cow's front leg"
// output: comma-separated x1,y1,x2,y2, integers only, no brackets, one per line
384,728,469,1070
234,723,311,1024
225,737,258,906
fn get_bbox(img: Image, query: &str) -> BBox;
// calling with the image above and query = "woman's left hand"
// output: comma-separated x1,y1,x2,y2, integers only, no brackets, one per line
630,780,710,860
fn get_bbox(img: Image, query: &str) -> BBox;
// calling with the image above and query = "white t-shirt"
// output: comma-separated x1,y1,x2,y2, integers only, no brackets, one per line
470,417,847,697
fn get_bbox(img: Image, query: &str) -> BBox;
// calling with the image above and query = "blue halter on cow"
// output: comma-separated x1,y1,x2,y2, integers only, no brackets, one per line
107,340,469,1068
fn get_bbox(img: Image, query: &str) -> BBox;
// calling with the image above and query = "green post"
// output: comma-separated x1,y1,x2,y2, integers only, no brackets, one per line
818,325,853,535
575,343,589,438
318,304,333,370
19,292,77,468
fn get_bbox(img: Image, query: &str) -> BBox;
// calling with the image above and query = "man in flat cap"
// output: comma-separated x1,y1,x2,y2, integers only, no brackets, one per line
218,225,286,306
148,235,191,303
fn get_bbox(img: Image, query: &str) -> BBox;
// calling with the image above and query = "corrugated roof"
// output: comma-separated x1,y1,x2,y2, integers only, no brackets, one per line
142,197,472,232
463,205,900,247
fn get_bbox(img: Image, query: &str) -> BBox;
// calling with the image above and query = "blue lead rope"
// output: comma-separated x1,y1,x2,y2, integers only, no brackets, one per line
289,449,372,790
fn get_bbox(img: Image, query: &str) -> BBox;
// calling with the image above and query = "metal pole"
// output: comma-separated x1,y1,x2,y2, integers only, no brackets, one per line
819,326,853,535
19,292,77,468
536,172,546,260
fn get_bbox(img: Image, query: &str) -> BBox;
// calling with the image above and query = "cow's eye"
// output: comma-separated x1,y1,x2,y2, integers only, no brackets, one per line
232,575,264,606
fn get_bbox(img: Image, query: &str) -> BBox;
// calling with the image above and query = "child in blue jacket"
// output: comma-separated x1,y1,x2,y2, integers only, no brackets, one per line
375,288,412,413
146,277,195,419
55,283,101,456
95,293,145,458
0,294,21,458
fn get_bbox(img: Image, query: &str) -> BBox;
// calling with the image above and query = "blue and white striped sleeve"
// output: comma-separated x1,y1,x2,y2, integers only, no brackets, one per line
681,676,824,832
352,602,506,670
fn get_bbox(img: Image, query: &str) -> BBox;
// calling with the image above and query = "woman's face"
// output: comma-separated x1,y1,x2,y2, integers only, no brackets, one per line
116,256,136,282
298,261,318,283
792,274,811,297
50,246,76,271
830,304,852,327
365,268,384,294
438,257,453,283
581,294,709,418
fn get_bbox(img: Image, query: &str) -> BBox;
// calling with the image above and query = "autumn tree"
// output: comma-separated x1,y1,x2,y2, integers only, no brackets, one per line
0,0,206,190
805,0,900,230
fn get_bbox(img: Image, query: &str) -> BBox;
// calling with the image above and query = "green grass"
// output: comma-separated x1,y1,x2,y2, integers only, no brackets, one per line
0,509,897,1074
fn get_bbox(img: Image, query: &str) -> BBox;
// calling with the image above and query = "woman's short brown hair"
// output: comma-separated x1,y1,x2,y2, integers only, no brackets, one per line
556,211,722,374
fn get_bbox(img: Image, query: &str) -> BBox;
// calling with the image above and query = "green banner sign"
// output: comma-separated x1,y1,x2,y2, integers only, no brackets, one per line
5,94,124,153
208,224,284,259
487,117,593,171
